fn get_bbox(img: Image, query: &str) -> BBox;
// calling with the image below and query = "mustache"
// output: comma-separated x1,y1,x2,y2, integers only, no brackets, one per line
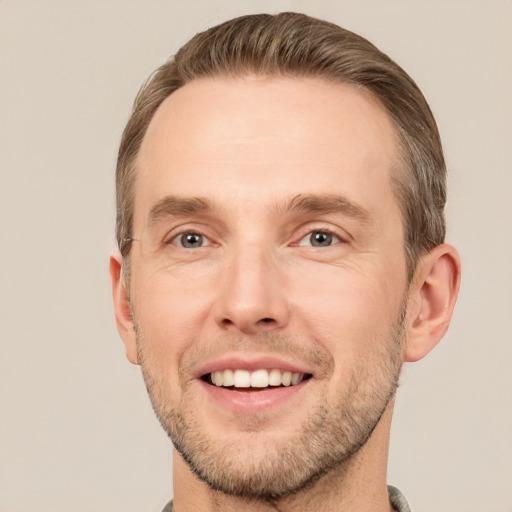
134,325,335,381
181,332,334,377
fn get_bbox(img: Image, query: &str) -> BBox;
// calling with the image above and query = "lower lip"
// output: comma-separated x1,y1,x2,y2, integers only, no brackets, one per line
199,379,311,413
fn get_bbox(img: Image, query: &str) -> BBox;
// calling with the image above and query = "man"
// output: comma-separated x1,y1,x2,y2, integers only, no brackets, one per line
110,12,460,512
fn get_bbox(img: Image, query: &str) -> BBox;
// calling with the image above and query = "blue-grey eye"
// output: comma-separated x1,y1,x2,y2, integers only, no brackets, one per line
177,232,206,248
298,230,340,247
311,231,333,247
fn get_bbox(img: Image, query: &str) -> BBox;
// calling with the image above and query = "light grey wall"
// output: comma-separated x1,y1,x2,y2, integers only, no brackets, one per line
0,1,510,511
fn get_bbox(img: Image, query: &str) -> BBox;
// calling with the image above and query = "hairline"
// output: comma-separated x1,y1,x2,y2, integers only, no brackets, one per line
121,71,416,286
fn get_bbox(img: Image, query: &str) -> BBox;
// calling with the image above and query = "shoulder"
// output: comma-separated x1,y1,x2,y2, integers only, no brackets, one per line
388,485,413,512
163,490,410,512
161,500,173,512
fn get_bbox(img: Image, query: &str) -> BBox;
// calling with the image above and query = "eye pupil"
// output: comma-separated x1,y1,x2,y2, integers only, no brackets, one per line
181,233,203,248
311,231,332,247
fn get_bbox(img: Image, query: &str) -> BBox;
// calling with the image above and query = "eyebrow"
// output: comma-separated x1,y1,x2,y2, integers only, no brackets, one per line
278,193,373,224
147,193,373,226
148,196,212,226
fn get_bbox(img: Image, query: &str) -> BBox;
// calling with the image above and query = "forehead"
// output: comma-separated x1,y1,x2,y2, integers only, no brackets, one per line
134,76,399,226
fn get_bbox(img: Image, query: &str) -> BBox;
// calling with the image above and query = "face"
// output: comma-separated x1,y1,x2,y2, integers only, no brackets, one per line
127,76,409,499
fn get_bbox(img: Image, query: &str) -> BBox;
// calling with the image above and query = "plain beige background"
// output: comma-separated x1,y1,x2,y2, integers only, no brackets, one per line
0,1,511,511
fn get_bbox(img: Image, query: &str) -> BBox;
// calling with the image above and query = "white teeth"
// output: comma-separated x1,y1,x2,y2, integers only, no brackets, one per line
209,369,306,388
268,368,282,386
251,369,269,388
291,372,301,385
233,370,251,388
222,369,234,387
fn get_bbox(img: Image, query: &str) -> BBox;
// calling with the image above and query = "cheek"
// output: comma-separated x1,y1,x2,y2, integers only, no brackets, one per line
289,261,405,356
131,270,215,370
289,266,406,405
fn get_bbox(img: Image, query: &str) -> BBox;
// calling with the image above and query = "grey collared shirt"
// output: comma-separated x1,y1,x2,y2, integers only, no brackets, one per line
162,484,412,511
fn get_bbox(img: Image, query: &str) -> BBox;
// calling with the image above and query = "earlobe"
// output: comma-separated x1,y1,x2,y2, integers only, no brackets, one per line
404,244,461,362
109,251,139,365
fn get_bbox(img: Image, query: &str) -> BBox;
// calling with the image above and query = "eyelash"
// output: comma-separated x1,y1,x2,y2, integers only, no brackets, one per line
167,231,213,249
295,229,344,248
166,227,346,249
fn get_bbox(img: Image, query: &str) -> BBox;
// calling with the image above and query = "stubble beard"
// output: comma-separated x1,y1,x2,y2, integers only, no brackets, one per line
135,308,406,502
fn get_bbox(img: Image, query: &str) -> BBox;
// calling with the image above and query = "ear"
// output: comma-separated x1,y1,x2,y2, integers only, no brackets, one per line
109,251,139,365
404,244,461,362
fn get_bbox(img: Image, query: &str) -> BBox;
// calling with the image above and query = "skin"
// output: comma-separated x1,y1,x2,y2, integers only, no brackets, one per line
111,76,461,512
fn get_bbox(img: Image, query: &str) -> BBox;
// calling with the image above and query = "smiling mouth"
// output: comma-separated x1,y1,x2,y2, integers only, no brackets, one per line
202,369,313,390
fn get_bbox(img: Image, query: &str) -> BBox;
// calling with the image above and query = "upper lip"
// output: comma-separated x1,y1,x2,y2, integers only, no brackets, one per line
194,354,315,379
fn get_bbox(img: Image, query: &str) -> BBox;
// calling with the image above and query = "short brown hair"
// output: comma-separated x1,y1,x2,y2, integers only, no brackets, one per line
116,12,446,280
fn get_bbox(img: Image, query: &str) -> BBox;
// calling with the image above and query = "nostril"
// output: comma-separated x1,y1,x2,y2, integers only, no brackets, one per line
218,316,279,333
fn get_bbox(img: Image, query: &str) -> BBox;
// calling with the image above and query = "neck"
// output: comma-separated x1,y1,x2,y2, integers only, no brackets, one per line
172,399,395,512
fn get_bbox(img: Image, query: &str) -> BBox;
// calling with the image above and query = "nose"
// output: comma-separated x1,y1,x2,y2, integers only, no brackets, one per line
214,244,289,334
